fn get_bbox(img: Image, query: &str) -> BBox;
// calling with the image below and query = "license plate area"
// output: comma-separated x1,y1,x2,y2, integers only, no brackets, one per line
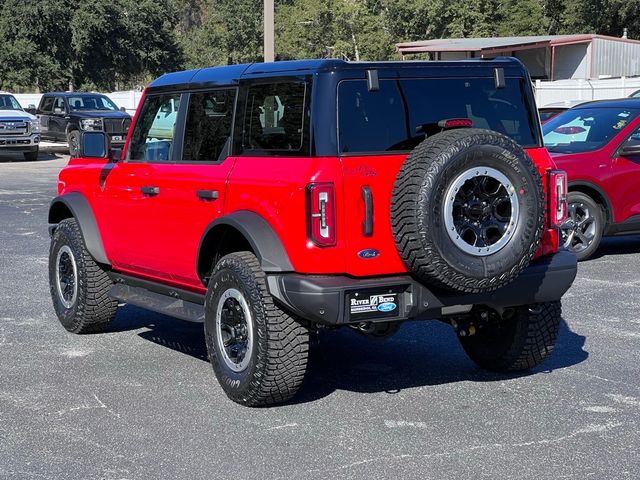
346,286,405,322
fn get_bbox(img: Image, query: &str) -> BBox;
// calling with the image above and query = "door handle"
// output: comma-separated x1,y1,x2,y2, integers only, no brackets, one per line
196,190,219,201
141,186,160,196
361,186,373,237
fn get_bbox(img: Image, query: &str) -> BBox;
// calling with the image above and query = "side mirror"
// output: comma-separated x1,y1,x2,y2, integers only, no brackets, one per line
119,106,127,112
619,144,640,157
80,132,110,158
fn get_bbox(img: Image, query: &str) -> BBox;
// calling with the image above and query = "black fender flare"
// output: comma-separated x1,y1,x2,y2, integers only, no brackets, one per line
568,180,614,224
48,192,110,265
197,211,293,275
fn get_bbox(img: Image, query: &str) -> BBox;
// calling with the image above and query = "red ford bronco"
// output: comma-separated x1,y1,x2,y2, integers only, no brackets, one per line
48,59,577,406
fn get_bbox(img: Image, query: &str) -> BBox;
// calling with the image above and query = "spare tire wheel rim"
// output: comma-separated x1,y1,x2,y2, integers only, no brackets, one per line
443,166,519,256
55,245,78,309
215,288,254,372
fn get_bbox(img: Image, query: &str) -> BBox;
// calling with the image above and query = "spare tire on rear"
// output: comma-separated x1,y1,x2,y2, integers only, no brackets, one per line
391,128,544,293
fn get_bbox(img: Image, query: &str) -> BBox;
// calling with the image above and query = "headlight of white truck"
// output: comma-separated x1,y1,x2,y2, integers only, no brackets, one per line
80,118,103,131
30,119,41,133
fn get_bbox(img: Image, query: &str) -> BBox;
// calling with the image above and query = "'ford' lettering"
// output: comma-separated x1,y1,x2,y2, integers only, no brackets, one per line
358,249,379,259
377,302,397,312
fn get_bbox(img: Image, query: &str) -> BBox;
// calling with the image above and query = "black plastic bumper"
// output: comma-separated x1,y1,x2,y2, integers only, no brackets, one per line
267,250,577,325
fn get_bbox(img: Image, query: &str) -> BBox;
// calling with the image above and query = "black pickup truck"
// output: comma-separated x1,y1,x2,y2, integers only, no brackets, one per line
36,92,131,157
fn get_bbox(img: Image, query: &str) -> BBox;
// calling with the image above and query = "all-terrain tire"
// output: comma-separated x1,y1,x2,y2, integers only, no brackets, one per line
49,218,118,333
204,252,309,407
68,130,80,158
23,148,39,161
459,301,562,371
391,128,545,293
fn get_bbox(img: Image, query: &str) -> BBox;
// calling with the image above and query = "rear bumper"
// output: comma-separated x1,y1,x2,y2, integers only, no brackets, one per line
267,250,577,325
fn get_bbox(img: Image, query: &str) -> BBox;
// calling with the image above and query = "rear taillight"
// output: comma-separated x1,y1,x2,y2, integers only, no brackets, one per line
548,170,568,226
307,182,336,246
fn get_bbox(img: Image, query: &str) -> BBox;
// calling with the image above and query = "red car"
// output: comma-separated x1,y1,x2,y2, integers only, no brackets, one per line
48,59,575,406
543,98,640,260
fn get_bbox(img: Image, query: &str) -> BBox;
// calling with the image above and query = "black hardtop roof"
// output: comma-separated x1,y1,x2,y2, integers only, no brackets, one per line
572,97,640,109
147,57,527,92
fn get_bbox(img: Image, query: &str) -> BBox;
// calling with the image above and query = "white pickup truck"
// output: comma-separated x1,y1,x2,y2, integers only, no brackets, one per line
0,92,40,161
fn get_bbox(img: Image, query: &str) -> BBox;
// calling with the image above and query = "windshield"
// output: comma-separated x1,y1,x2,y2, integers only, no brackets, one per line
68,95,118,111
543,107,640,153
338,77,538,154
0,95,23,111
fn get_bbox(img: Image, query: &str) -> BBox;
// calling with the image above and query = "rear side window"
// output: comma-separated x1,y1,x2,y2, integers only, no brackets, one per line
337,78,537,154
182,89,235,162
242,82,308,154
128,94,181,162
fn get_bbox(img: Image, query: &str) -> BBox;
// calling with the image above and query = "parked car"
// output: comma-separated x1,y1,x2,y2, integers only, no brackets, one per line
48,59,575,406
543,98,640,260
0,91,40,161
539,100,586,123
36,92,131,157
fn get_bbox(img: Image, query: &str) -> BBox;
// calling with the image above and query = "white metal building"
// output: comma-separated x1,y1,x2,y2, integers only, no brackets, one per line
396,35,640,81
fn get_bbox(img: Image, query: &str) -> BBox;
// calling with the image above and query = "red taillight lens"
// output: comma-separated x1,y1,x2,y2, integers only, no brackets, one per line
307,182,336,246
548,170,568,227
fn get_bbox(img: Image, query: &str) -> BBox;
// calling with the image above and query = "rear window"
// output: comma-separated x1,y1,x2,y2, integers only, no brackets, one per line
337,78,538,154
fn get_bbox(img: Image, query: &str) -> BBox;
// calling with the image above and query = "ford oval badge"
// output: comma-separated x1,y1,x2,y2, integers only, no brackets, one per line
358,249,379,259
377,302,397,312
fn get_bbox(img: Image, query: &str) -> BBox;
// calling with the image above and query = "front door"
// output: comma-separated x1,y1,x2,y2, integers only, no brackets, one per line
94,89,238,289
609,123,640,223
49,96,68,141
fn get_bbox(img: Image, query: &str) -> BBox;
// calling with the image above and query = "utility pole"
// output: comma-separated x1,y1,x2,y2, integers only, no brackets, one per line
264,0,275,62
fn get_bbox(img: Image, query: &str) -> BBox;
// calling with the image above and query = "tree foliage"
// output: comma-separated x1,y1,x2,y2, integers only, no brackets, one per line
1,0,638,92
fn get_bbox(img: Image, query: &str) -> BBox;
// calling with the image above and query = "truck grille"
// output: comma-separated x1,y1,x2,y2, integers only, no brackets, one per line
0,120,29,136
103,118,131,135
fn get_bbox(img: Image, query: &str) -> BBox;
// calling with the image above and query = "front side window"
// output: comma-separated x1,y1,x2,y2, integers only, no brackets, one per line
128,94,181,162
182,90,235,162
40,97,54,113
543,107,640,154
68,95,118,111
338,77,538,154
243,82,307,153
0,95,22,111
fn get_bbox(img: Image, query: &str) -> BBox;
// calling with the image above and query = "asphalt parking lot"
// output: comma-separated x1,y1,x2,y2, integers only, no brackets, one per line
1,153,639,480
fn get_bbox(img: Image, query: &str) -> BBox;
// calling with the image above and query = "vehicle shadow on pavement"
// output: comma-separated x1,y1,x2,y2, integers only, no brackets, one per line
588,235,640,260
0,152,61,163
110,305,208,361
111,306,587,404
290,317,588,404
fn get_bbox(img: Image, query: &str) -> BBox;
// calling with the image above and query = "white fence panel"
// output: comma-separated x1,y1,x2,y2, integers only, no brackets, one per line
536,77,640,106
13,91,143,113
